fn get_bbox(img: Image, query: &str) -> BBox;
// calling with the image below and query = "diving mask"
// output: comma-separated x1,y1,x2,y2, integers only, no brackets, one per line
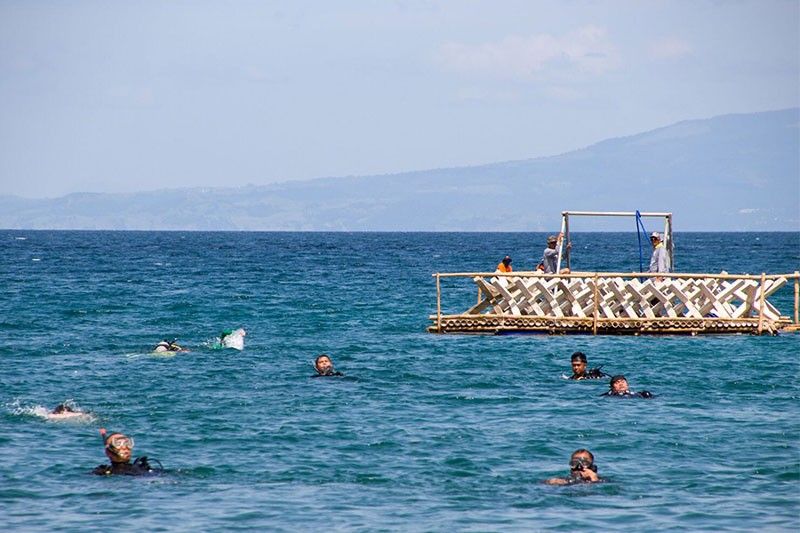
569,457,592,471
106,434,134,451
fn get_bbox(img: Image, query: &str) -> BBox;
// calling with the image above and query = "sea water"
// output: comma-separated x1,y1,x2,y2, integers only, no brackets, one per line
1,230,798,531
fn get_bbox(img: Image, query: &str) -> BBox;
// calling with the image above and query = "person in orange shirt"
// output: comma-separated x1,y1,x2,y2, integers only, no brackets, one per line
496,255,512,272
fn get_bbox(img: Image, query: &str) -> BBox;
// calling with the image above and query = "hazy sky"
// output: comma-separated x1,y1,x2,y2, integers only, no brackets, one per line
1,0,798,198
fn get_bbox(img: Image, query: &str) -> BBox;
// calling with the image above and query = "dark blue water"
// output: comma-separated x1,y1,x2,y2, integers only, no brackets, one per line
1,231,799,531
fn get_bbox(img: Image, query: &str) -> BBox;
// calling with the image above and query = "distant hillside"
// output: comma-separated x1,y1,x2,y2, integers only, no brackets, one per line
1,108,798,231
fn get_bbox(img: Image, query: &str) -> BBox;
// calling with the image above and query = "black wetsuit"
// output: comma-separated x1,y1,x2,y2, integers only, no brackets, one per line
601,390,653,398
312,371,344,378
569,367,609,380
92,457,158,476
560,471,602,485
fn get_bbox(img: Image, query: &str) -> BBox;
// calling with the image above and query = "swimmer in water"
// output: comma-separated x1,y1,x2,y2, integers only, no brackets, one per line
601,375,653,398
92,428,162,476
52,403,78,415
312,354,343,377
544,449,601,485
46,401,91,420
569,352,609,380
153,339,187,353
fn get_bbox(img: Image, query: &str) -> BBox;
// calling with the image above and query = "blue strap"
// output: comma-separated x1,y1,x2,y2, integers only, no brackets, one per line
635,210,648,273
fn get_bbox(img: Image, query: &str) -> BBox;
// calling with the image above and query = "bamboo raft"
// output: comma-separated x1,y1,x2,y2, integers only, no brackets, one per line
429,271,800,335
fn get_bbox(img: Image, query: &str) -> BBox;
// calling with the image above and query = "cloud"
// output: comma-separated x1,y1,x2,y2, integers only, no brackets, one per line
649,37,692,59
541,85,583,101
738,208,758,214
436,26,619,80
454,87,521,102
105,86,155,107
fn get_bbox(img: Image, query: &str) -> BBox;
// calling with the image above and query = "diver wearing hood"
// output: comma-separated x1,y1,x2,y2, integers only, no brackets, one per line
568,352,609,380
312,354,343,377
92,428,163,476
601,375,653,398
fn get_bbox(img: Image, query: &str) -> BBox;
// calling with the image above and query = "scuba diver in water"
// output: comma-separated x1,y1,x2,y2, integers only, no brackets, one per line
153,339,187,353
312,354,343,377
544,449,602,485
569,352,609,380
601,375,654,398
92,428,163,476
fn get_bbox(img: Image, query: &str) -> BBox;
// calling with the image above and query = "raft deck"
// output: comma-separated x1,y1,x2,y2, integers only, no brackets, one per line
429,271,800,335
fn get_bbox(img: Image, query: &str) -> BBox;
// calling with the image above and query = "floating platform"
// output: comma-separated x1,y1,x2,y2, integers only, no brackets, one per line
429,271,800,336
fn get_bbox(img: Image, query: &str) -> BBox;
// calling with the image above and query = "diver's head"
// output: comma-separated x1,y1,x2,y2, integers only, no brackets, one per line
502,256,512,266
314,354,334,375
100,428,134,464
571,352,587,375
53,403,71,414
569,449,596,472
609,375,629,394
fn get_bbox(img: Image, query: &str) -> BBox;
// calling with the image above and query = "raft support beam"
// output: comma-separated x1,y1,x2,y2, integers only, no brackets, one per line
592,273,599,335
794,271,799,325
757,273,766,335
436,273,442,333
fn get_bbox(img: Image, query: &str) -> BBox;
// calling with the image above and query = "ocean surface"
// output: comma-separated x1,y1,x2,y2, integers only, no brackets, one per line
1,230,799,532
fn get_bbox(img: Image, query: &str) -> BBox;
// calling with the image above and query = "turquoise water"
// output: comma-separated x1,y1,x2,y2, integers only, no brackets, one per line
1,230,799,531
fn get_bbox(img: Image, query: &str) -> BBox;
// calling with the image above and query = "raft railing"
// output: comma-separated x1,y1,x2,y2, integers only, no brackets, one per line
430,271,800,335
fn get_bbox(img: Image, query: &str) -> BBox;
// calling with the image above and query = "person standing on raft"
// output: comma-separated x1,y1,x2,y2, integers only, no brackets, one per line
649,232,669,274
541,234,571,274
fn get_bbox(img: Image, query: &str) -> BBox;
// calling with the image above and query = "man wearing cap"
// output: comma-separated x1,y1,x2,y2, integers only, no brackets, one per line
541,235,561,274
648,232,669,274
496,255,513,273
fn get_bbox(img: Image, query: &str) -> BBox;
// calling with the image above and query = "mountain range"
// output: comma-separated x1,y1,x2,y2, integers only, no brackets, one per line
2,108,798,231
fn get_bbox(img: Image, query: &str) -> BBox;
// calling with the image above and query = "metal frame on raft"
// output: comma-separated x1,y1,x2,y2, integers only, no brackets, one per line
557,211,674,273
429,210,799,335
430,271,800,335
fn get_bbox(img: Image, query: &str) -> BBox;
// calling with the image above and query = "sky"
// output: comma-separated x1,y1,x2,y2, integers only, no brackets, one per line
0,0,798,199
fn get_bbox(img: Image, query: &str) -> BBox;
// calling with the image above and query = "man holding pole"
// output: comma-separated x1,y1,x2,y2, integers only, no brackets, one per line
649,232,669,273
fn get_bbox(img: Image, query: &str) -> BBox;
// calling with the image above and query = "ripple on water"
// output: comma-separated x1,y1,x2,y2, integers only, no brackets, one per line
1,231,798,531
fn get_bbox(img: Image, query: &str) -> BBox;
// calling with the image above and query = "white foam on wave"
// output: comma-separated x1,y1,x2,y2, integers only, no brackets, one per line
223,329,246,350
7,399,95,423
206,328,246,351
